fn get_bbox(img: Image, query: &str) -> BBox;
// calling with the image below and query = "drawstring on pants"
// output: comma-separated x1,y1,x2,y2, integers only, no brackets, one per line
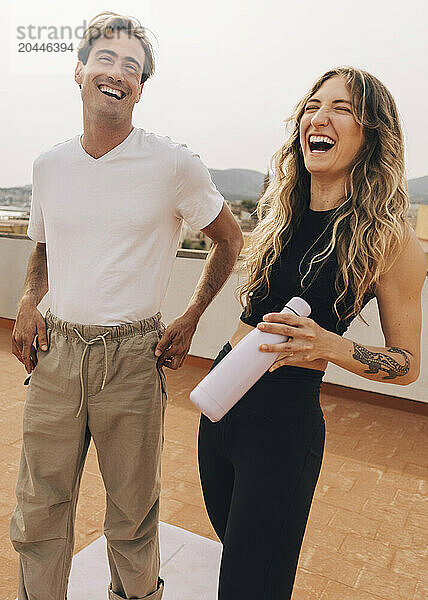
73,328,110,418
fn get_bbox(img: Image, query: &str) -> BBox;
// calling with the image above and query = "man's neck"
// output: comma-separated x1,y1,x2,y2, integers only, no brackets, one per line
81,113,134,159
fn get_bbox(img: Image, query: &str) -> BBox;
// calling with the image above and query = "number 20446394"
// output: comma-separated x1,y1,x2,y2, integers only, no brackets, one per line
18,42,74,52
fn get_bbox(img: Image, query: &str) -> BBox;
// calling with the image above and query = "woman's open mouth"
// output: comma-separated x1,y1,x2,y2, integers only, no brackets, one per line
308,135,335,154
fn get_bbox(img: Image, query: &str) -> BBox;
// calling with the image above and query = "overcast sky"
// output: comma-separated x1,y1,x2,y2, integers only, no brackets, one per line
1,0,427,187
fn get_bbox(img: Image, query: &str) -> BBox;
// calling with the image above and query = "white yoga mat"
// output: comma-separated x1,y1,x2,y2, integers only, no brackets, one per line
66,521,222,600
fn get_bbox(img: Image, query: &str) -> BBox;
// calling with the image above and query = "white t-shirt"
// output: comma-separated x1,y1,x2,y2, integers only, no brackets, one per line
28,128,224,325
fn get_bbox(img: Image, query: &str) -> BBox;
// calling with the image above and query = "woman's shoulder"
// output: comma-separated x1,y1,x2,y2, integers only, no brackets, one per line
375,225,426,295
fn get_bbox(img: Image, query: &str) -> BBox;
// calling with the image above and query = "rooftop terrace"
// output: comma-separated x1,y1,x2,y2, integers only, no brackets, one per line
0,235,427,599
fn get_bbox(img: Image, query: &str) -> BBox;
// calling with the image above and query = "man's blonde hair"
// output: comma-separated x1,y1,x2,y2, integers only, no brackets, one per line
77,11,155,83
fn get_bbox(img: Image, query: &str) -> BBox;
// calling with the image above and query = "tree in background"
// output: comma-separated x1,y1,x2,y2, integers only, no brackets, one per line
181,238,207,251
263,169,270,195
240,199,257,213
181,238,192,249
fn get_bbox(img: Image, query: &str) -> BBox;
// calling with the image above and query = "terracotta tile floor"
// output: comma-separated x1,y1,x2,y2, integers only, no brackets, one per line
0,326,427,600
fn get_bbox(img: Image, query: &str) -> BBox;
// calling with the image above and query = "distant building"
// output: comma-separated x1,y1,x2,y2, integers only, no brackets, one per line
406,204,418,231
180,222,212,251
0,206,29,219
0,219,29,235
224,200,257,232
0,186,32,209
0,205,29,236
241,231,253,253
416,205,428,240
415,205,428,268
225,201,241,217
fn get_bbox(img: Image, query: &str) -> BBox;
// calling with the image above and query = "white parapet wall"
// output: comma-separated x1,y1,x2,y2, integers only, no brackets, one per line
0,236,37,319
1,236,427,403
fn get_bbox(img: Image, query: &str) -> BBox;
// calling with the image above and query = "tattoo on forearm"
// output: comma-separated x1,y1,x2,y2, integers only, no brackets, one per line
352,343,410,380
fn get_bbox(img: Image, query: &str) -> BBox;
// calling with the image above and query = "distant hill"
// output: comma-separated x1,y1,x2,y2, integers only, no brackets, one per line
0,185,31,209
1,171,427,208
208,168,265,202
407,176,428,205
207,170,428,205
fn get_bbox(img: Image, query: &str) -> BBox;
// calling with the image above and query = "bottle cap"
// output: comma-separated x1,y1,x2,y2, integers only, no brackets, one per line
284,297,311,317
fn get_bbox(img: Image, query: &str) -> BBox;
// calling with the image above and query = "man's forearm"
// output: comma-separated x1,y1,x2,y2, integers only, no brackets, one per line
19,243,49,309
184,239,242,322
326,333,418,385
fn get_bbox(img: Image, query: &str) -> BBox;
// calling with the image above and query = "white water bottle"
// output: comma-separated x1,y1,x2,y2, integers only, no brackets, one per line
190,297,311,422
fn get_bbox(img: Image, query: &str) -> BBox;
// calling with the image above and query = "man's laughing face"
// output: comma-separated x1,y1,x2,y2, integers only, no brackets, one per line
75,29,146,120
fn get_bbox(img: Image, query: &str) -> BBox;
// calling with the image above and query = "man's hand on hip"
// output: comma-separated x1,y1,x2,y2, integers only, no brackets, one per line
12,305,48,374
155,314,198,370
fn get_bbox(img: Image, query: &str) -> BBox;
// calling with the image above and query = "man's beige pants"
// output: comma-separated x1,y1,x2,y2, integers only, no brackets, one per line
10,309,167,600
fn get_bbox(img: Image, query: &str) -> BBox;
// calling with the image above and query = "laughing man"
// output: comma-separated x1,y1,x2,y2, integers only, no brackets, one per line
10,11,243,600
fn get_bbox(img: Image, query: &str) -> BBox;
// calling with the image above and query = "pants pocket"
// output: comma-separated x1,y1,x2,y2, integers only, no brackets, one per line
157,364,167,407
154,326,168,407
25,328,52,386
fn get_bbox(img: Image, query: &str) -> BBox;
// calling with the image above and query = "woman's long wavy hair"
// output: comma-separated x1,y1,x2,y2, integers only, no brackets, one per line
239,66,410,326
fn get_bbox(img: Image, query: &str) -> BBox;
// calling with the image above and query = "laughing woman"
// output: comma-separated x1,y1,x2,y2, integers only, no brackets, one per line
197,67,426,600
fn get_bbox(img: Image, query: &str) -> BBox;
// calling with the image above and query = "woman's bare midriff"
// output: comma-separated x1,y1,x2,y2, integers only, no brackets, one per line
229,319,328,372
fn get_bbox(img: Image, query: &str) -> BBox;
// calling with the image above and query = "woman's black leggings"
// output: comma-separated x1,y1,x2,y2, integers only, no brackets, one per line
197,342,326,600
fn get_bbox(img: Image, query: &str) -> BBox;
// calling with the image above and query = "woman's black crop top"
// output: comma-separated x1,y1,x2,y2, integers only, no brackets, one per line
240,204,375,336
